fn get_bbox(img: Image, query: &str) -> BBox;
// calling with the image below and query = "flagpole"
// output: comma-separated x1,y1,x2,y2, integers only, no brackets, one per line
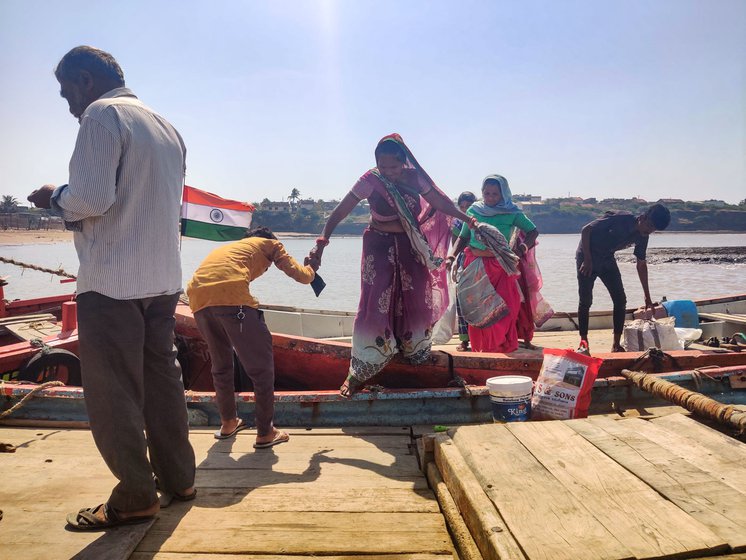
179,184,185,252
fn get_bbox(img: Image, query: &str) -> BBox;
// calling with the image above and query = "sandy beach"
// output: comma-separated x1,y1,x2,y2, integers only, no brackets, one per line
0,229,73,245
0,229,317,246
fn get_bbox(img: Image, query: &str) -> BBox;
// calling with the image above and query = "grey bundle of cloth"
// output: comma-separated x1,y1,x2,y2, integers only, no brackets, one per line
472,222,520,276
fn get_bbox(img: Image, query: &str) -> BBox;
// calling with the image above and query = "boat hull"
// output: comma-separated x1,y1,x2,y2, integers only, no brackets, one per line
2,366,744,426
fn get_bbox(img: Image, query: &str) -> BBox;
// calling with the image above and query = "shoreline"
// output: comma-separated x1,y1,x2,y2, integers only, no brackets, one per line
0,229,73,245
1,228,745,246
0,230,317,245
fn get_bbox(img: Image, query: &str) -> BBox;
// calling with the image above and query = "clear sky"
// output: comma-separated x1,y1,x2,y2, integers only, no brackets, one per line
1,0,744,205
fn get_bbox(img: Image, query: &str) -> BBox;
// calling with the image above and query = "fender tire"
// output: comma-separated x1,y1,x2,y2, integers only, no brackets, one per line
19,349,82,386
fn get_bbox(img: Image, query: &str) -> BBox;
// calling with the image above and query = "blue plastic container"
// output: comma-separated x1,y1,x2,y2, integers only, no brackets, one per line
662,300,699,328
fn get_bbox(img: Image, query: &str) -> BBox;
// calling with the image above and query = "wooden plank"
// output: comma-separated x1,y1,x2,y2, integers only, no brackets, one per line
699,313,746,325
692,554,746,560
605,416,746,495
0,487,151,560
0,428,412,453
6,320,61,340
2,522,153,560
651,413,746,463
130,554,453,560
433,433,527,560
195,449,420,476
184,487,440,513
194,468,428,490
426,462,483,560
188,426,414,436
192,433,413,451
0,313,56,325
450,424,632,560
137,511,453,555
568,417,746,551
507,421,727,559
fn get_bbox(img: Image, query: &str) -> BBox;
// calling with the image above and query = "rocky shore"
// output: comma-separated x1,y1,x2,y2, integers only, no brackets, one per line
618,246,746,265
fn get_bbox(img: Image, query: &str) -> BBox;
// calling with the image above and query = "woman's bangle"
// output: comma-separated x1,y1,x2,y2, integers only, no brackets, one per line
316,237,330,247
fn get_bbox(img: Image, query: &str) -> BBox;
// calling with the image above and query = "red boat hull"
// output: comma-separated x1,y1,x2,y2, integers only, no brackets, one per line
173,304,746,392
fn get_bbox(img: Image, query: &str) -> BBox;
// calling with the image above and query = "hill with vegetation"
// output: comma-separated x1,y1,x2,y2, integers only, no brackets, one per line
4,193,744,236
249,197,746,235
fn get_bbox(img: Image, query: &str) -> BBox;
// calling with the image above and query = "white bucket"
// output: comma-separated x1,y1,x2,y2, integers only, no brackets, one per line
486,375,533,422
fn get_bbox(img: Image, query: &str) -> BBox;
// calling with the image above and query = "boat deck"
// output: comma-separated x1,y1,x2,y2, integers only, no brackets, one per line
428,412,746,560
432,327,721,354
0,425,453,560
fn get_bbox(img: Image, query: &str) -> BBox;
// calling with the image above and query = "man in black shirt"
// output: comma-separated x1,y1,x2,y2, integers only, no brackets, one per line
576,204,671,352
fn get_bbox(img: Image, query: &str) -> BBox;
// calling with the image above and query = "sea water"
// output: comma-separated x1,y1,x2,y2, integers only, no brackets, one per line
2,232,745,313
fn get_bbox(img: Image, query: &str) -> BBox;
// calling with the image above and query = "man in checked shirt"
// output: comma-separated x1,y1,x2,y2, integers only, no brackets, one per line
28,46,196,530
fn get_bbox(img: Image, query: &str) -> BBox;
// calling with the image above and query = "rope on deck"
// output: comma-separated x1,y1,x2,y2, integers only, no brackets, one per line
0,380,65,419
0,256,76,280
621,368,746,432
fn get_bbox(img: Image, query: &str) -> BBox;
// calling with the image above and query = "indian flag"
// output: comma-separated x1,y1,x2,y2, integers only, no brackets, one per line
181,185,255,241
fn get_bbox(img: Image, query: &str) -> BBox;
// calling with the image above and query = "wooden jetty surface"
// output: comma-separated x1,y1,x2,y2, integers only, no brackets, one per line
0,426,454,560
430,413,746,560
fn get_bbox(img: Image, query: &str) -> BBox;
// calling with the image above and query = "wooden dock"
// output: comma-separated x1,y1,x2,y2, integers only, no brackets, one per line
0,426,454,559
2,412,746,560
427,413,746,560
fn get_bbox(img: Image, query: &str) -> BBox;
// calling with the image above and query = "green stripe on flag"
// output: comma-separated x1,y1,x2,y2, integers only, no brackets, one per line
180,219,247,241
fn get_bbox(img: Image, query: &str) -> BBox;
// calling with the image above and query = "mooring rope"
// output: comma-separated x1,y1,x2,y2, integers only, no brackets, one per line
621,369,746,432
0,257,76,280
0,380,65,419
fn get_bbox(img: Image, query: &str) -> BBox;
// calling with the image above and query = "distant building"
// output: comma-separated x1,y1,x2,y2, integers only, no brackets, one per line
263,201,291,213
297,199,316,211
320,200,341,212
514,194,542,202
657,198,684,204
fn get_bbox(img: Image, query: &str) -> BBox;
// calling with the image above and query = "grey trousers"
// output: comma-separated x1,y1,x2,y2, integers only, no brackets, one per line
76,291,195,512
194,306,275,437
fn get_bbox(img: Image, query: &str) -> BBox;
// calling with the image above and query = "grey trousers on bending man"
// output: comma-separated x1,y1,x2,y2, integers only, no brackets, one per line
76,291,196,513
194,306,276,438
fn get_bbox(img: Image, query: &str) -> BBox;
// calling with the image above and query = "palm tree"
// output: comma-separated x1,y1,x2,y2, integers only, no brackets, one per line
288,188,301,204
0,195,19,213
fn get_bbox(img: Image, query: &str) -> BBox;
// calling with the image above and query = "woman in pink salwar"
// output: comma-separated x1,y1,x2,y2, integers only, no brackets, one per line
307,134,475,397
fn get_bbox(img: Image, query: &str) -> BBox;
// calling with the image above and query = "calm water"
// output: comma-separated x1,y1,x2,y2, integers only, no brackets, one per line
2,232,745,313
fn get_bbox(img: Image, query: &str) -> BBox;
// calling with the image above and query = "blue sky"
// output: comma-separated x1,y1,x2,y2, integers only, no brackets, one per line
1,0,744,205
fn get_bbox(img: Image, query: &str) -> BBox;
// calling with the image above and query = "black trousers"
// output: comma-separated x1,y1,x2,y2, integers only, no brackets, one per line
77,291,196,512
576,256,627,339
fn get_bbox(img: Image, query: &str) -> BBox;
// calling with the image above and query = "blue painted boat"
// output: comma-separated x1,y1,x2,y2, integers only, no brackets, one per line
2,366,744,427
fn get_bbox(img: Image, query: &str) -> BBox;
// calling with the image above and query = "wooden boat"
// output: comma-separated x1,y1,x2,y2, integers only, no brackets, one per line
2,280,745,426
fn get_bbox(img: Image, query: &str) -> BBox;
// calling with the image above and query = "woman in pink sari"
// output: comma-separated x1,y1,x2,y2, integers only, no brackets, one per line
307,134,475,397
513,230,554,348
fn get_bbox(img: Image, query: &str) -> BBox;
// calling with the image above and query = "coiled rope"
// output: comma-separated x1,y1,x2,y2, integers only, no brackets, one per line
621,368,746,432
0,257,76,280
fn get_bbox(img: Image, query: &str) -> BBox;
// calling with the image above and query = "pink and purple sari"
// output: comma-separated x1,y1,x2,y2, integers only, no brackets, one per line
349,134,452,383
515,233,554,343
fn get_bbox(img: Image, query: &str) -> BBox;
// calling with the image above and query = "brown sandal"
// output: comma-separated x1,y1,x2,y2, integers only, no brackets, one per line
339,374,364,399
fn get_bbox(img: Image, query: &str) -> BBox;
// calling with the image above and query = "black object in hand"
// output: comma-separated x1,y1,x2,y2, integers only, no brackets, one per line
310,273,326,297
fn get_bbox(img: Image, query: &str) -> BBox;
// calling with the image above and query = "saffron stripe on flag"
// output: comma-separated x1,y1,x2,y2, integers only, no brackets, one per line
180,219,248,242
181,201,252,228
183,185,255,212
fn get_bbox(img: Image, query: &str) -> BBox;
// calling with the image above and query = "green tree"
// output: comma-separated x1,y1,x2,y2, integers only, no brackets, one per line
0,195,19,213
288,188,301,204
